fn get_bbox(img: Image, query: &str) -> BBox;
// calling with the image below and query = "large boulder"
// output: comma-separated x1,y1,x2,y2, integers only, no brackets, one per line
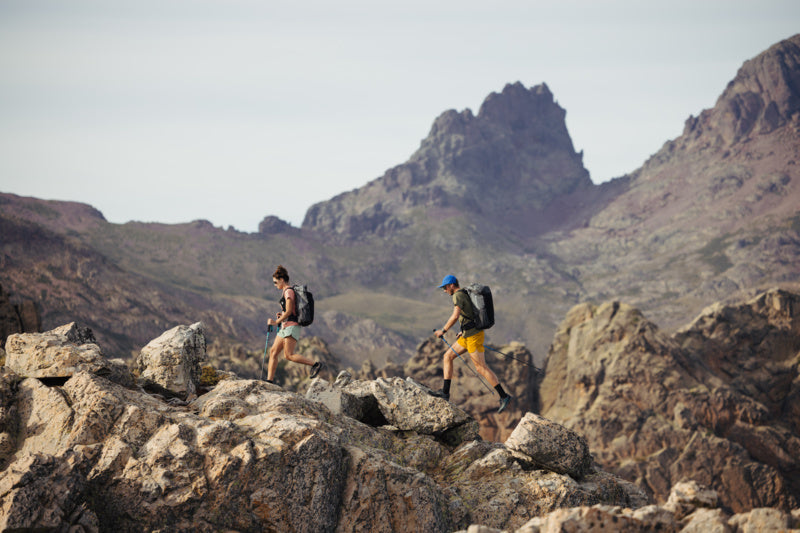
307,376,480,446
504,412,593,480
135,322,206,399
306,376,383,424
4,322,110,378
371,377,479,438
663,480,720,520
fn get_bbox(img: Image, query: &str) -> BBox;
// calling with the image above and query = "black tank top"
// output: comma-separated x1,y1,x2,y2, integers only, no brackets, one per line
279,288,298,324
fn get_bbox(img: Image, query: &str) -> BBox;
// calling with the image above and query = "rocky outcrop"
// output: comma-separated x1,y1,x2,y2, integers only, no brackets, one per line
461,481,800,532
539,288,800,513
307,376,480,445
505,412,593,480
302,82,592,239
135,321,206,400
257,215,296,235
685,34,800,146
0,322,647,532
5,322,111,379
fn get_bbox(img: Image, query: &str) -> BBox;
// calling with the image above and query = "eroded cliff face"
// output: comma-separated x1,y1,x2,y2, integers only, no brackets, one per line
539,288,800,513
684,34,800,147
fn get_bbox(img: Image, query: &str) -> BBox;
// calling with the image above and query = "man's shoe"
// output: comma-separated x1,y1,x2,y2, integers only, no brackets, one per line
310,361,324,378
429,389,450,401
498,395,513,413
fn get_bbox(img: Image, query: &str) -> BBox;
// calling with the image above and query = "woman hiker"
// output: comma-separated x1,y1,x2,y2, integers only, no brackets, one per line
265,265,323,383
431,274,513,413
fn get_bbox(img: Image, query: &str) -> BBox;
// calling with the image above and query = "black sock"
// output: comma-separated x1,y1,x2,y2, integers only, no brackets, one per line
443,379,451,395
495,384,508,398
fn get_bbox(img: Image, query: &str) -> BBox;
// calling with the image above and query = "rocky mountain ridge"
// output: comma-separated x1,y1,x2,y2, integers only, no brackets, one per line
538,33,800,331
686,34,800,148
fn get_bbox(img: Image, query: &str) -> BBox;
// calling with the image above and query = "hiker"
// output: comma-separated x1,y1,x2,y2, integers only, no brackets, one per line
432,274,513,413
265,265,323,383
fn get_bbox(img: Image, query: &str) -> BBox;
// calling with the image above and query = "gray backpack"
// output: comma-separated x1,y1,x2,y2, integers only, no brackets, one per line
291,284,314,326
460,284,494,330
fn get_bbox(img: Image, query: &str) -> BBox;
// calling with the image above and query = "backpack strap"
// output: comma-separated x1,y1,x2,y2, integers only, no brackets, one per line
456,289,477,331
280,288,298,324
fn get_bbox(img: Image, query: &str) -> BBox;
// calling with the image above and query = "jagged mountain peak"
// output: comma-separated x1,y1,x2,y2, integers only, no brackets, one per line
420,82,572,157
476,82,558,129
303,82,590,239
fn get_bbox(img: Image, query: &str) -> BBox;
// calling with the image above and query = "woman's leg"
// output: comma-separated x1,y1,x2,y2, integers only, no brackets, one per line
283,336,314,366
267,335,284,381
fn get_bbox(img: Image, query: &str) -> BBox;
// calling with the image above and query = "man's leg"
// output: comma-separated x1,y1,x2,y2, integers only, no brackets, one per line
431,338,465,399
443,341,463,380
466,333,513,413
467,350,500,388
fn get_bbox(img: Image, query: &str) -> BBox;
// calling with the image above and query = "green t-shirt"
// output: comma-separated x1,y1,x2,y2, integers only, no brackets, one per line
453,289,480,338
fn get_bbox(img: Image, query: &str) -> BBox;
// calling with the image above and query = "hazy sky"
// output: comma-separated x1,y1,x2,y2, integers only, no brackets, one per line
2,1,799,231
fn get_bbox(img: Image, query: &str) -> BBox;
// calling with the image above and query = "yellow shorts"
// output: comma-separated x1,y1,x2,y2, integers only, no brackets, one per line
457,330,485,354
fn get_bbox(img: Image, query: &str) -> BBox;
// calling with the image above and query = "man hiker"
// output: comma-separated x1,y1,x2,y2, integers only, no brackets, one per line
265,265,323,383
431,274,513,413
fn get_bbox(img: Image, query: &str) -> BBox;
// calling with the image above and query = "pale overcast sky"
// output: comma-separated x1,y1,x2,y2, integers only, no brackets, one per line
1,1,798,231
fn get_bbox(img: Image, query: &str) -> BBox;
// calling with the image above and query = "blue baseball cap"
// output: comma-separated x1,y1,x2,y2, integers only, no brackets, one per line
438,274,458,288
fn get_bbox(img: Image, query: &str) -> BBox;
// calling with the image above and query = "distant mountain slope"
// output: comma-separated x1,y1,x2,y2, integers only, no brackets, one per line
0,203,248,357
0,194,433,367
546,33,800,329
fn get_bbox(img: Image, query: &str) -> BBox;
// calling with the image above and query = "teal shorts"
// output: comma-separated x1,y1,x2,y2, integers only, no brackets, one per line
277,325,301,340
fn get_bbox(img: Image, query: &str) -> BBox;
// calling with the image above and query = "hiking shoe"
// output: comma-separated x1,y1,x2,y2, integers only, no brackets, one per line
429,389,450,401
498,395,513,414
310,361,324,379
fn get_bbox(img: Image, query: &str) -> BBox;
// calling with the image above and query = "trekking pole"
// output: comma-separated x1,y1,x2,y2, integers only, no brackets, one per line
484,346,542,374
260,325,274,380
434,330,496,395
